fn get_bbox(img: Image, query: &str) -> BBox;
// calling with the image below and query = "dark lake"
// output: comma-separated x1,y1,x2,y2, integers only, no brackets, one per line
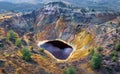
40,40,73,60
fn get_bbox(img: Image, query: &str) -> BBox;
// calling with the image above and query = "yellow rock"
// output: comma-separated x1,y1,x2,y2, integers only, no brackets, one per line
3,52,10,57
68,30,94,62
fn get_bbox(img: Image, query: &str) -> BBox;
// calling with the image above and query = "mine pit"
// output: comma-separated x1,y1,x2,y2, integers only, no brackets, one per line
39,40,73,60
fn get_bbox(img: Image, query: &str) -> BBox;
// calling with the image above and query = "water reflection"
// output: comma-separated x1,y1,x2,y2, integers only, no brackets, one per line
40,40,73,60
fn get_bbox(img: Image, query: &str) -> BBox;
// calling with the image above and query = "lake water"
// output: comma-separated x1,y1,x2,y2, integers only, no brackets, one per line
40,40,73,60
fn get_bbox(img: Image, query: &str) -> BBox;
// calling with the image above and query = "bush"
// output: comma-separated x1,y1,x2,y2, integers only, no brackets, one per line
90,48,94,56
105,67,112,73
63,67,76,74
115,42,120,51
90,52,102,69
110,50,117,57
39,48,44,52
21,48,31,61
30,46,33,51
112,56,117,62
97,46,103,51
15,38,21,47
7,30,17,42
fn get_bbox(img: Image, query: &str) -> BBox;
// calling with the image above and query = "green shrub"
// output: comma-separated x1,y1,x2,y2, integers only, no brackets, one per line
105,67,112,73
97,46,103,51
115,42,120,51
15,38,21,47
110,50,117,57
39,48,44,52
90,48,94,56
63,67,76,74
21,48,31,61
112,56,117,61
30,46,33,51
90,52,102,69
7,30,17,42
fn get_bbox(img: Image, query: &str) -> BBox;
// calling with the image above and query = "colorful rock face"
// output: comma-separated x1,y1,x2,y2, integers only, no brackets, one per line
40,40,73,60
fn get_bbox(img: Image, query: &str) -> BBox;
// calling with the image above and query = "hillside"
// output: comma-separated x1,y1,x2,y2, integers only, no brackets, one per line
0,1,120,74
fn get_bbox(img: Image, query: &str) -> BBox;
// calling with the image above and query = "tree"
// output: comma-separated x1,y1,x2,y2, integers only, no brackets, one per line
63,67,76,74
7,30,17,42
21,48,31,61
115,42,120,51
39,48,44,52
15,38,21,47
110,50,117,57
90,48,94,56
90,52,102,69
112,56,117,62
30,46,33,51
97,46,103,51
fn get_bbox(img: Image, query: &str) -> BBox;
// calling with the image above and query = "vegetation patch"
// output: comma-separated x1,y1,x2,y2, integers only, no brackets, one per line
97,46,103,51
39,48,45,52
63,67,76,74
15,38,22,47
21,48,31,61
7,30,17,43
115,42,120,51
90,47,102,69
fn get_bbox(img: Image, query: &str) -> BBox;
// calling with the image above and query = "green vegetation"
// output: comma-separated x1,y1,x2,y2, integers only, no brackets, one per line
112,56,117,62
90,48,94,56
97,46,103,51
89,47,102,69
105,67,113,73
15,38,22,47
50,72,53,74
110,43,119,61
115,42,120,51
63,67,76,74
21,48,31,61
30,46,33,51
39,48,45,52
110,50,117,57
110,50,118,62
7,30,17,42
90,52,102,69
